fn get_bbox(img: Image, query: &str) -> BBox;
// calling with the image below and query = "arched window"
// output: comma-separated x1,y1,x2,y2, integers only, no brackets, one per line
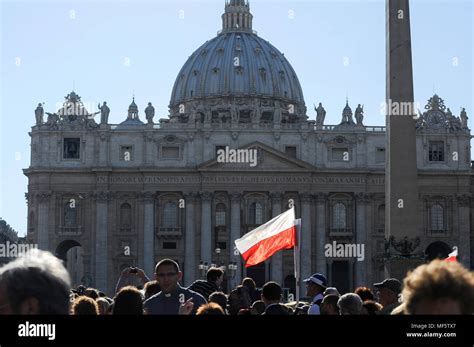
431,204,444,231
120,203,132,228
333,203,346,230
64,202,77,227
249,202,263,225
163,202,178,227
216,203,227,227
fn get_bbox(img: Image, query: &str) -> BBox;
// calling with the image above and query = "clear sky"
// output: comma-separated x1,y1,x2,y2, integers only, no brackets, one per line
0,0,472,236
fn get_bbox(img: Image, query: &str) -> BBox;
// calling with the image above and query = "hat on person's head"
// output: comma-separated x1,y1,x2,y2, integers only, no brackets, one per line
303,273,327,288
323,287,340,297
373,278,402,294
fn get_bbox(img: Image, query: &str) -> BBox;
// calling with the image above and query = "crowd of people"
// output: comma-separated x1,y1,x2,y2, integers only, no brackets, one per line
0,248,473,315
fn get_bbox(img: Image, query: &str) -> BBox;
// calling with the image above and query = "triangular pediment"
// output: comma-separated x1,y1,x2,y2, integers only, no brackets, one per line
198,141,315,171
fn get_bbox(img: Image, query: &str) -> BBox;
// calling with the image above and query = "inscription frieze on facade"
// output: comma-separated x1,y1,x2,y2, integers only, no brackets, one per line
97,175,385,185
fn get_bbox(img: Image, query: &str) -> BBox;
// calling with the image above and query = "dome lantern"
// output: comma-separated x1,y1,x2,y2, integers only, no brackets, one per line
222,0,252,33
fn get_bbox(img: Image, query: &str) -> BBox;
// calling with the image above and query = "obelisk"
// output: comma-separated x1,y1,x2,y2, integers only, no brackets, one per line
385,0,423,280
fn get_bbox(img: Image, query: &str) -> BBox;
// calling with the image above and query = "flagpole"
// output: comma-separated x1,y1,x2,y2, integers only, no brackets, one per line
294,218,302,305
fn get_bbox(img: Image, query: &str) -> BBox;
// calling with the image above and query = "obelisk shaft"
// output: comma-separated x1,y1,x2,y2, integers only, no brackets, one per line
385,0,421,279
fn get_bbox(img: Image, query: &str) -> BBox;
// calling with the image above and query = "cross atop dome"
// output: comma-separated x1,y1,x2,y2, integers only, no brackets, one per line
222,0,252,33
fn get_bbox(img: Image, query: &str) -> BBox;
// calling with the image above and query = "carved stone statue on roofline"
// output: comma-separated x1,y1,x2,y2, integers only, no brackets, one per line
35,103,44,126
315,102,326,127
145,102,155,125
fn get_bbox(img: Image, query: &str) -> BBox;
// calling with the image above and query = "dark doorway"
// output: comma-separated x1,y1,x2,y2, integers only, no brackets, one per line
284,274,296,297
331,261,350,294
56,240,84,288
246,262,266,288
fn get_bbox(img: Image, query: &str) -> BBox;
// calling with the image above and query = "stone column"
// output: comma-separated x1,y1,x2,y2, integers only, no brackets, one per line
98,132,109,166
95,192,109,294
184,192,198,286
270,192,283,285
36,192,51,251
187,133,196,166
230,192,242,288
200,192,213,267
365,194,375,286
457,194,471,268
355,193,369,287
143,132,154,165
300,193,312,292
142,192,155,279
315,193,327,275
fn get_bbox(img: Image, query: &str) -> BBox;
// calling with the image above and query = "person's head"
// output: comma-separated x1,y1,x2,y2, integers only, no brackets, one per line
206,267,224,287
362,300,382,315
148,102,152,106
0,249,71,314
209,291,228,312
96,297,111,315
250,300,266,315
403,260,474,314
320,294,340,315
228,285,251,315
261,281,282,306
242,277,256,291
337,293,363,315
84,288,99,300
323,287,340,297
196,302,225,315
154,259,182,294
71,296,99,315
303,273,327,298
354,286,375,302
143,280,161,300
373,278,402,307
112,286,143,315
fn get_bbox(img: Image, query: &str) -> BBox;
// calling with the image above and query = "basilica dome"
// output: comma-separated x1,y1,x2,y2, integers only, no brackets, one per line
168,0,307,124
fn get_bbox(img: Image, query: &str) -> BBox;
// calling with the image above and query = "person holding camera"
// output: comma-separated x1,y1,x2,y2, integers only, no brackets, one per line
115,266,150,294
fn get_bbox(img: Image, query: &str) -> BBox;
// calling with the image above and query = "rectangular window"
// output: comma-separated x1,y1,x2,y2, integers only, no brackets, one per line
216,211,226,226
162,146,180,159
217,241,227,250
429,141,444,162
285,146,297,158
163,242,177,249
63,138,80,159
332,148,349,161
375,147,385,163
120,146,133,161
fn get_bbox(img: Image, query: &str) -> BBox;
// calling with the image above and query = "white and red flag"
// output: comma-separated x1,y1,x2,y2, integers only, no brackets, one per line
235,207,297,267
444,247,458,262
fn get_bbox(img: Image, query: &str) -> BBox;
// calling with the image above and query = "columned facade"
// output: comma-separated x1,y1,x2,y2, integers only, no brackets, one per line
23,1,472,297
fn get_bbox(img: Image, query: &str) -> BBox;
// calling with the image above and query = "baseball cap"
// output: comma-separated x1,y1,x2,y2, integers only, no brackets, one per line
303,273,327,288
373,278,402,294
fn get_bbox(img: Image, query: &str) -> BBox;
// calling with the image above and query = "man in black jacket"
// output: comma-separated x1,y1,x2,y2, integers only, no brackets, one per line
261,281,291,315
188,267,223,300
